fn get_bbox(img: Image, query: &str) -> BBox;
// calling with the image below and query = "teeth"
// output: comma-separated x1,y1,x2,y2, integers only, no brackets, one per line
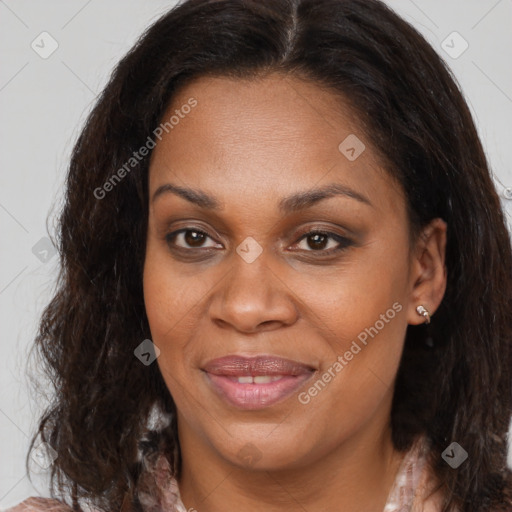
236,375,285,384
253,376,275,384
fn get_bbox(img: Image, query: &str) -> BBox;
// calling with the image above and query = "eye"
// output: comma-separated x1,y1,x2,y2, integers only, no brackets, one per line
164,227,353,256
165,228,221,250
293,230,353,254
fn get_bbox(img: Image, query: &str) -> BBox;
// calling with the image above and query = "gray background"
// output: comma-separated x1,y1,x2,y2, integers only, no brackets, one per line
1,0,511,508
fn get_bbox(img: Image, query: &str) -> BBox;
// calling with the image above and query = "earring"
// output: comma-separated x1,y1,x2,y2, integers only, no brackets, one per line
416,305,431,324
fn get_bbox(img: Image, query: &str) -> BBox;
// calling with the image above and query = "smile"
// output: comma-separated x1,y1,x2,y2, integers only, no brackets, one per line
202,354,316,410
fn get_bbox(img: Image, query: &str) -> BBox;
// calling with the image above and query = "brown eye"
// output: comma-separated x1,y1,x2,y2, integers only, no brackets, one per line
165,229,221,250
294,230,353,254
305,233,329,250
184,230,206,247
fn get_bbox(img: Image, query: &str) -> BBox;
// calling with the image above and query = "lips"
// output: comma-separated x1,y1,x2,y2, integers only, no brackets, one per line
202,355,316,410
203,355,315,376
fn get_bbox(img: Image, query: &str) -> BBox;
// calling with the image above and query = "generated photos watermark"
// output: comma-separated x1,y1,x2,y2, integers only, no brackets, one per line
298,301,403,405
93,97,197,200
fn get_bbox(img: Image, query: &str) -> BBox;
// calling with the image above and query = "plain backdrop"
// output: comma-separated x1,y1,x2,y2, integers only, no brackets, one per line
1,0,511,508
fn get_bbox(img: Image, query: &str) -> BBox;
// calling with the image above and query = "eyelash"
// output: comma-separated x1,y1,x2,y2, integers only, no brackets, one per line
164,227,353,256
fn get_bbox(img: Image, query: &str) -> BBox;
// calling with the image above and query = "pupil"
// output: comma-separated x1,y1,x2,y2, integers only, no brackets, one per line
308,233,327,250
185,230,205,247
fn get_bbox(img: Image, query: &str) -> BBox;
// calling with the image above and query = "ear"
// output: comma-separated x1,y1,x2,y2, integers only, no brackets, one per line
406,217,448,325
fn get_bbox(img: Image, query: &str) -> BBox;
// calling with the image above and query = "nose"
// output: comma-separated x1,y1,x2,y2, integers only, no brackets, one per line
209,249,299,334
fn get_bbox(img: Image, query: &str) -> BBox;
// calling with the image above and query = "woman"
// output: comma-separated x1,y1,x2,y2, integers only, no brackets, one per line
7,0,512,511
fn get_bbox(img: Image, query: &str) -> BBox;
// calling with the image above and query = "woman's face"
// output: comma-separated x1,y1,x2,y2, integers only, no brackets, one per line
143,73,444,471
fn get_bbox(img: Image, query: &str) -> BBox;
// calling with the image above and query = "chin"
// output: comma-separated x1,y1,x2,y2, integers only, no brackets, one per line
210,426,314,471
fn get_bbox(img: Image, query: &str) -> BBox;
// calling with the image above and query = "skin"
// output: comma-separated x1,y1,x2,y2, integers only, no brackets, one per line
143,73,447,512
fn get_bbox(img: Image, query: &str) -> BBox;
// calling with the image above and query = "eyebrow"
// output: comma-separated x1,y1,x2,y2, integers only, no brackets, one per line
151,182,373,212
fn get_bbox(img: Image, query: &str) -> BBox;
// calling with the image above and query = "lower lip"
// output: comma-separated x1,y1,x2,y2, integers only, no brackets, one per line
204,372,313,410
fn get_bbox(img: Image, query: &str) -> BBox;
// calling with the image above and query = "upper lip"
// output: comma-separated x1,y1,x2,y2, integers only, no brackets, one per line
202,355,315,377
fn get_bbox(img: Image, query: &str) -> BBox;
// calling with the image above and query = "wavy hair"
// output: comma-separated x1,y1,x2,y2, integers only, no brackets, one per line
26,0,512,511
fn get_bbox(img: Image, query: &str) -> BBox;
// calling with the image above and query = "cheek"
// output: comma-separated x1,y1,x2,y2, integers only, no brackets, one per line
291,240,409,352
142,243,217,398
292,238,409,417
297,293,406,443
143,252,193,410
142,247,192,384
143,243,205,340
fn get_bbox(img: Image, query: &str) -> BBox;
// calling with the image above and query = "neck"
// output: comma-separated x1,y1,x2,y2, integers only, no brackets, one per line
176,410,406,511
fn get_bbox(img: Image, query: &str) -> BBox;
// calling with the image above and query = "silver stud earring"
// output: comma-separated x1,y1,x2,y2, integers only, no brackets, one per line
416,305,431,324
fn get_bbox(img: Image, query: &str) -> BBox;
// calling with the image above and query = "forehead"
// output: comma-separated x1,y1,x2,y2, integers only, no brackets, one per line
148,73,405,219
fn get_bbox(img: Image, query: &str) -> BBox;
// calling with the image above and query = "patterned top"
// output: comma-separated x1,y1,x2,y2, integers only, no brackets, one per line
4,436,444,512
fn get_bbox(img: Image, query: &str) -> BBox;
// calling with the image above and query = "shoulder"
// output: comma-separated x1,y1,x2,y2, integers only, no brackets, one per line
409,438,447,512
2,497,74,512
2,497,102,512
383,435,446,512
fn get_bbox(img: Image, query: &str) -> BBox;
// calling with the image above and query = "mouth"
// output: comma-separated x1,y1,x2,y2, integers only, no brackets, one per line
202,355,316,410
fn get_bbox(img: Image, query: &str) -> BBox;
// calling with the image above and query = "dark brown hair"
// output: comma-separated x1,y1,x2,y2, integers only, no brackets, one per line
27,0,512,511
